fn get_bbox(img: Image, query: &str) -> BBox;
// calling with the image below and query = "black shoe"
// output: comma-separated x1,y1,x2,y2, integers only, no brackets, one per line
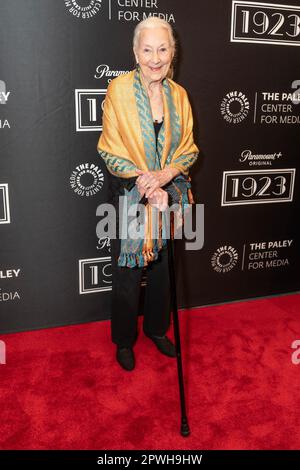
116,346,135,371
145,334,176,358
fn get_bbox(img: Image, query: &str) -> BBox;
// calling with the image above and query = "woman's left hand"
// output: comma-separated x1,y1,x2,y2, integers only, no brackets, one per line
135,168,178,198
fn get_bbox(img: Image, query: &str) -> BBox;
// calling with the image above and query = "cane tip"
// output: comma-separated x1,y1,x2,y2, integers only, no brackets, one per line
180,422,190,437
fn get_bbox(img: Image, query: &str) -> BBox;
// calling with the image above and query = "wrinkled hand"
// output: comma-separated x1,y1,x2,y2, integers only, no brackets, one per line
135,168,175,198
134,177,168,211
136,181,146,199
147,188,169,212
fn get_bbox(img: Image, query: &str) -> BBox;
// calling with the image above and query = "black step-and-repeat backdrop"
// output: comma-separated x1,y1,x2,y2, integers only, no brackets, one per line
0,0,299,333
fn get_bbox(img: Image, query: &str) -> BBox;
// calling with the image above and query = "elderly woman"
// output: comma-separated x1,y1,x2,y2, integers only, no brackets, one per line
97,17,199,371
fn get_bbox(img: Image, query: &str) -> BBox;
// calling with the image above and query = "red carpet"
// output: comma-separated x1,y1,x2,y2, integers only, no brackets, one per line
0,293,300,450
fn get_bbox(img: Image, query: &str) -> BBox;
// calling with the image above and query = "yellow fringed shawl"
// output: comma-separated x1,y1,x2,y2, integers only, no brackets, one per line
97,67,199,268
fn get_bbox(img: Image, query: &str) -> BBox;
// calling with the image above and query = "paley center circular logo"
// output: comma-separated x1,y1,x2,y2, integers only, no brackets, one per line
211,245,238,273
64,0,102,20
220,91,250,124
70,163,104,196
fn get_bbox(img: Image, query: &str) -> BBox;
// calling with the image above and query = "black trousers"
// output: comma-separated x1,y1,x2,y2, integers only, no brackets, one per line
110,198,171,348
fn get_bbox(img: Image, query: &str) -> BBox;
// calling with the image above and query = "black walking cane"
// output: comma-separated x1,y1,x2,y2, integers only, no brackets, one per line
166,215,190,437
136,156,190,436
137,194,190,437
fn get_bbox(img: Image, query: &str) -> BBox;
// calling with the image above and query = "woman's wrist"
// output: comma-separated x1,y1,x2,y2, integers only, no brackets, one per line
160,167,181,186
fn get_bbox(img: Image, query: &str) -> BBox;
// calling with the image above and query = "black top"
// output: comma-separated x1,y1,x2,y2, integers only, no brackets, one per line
153,119,163,141
107,120,163,204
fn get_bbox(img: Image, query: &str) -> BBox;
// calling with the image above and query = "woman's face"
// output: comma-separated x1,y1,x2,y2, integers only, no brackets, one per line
134,27,174,86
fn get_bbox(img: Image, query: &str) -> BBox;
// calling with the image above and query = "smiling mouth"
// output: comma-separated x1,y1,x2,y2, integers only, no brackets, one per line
149,66,162,72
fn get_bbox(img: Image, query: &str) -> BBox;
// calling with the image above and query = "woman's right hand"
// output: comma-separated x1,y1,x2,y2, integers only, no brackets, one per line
147,188,169,212
136,180,146,199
